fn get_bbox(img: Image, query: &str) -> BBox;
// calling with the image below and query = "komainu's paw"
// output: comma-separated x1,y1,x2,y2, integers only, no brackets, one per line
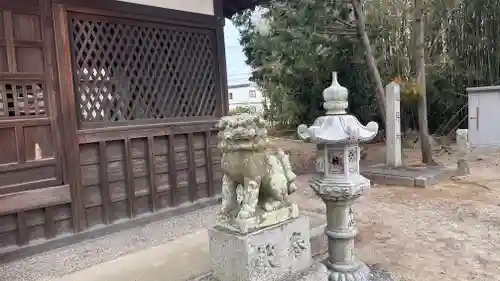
263,200,283,211
217,210,231,221
287,182,298,194
237,207,254,219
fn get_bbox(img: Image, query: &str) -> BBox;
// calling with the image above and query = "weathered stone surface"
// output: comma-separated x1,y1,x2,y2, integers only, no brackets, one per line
297,72,378,281
209,216,312,281
216,203,299,234
309,224,328,257
362,164,454,187
194,262,397,281
385,82,402,168
414,176,432,188
215,113,299,233
456,129,470,176
298,262,397,281
414,171,453,188
381,175,415,187
456,159,470,176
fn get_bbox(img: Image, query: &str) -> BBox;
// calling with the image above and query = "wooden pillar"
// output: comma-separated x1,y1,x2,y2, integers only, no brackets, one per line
52,4,86,232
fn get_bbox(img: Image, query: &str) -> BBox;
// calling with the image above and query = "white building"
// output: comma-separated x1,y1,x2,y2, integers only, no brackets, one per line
467,85,500,148
228,82,264,113
224,20,267,114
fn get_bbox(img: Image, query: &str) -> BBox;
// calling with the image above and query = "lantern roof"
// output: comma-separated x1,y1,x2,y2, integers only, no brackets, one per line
297,71,378,144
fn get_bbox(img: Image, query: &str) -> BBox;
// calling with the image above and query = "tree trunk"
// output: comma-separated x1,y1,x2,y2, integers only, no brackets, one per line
414,0,434,164
351,0,386,123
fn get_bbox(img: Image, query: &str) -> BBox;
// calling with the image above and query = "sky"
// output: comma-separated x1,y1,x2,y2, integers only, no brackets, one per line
224,19,252,86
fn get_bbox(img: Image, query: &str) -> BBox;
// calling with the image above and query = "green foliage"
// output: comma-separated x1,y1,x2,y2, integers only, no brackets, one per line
232,0,360,129
233,0,500,134
229,106,258,115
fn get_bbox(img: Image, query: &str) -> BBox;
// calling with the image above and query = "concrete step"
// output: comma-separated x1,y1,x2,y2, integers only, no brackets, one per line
1,204,221,281
0,175,327,281
49,220,326,281
51,229,210,281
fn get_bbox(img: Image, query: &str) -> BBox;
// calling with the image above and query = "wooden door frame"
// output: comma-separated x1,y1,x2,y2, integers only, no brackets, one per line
0,0,65,194
52,2,86,232
40,0,65,187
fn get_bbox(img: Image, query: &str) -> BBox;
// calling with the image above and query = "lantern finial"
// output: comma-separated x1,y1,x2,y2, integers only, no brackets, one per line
323,71,348,115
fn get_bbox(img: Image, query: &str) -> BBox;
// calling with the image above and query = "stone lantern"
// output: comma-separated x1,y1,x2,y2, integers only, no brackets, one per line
297,72,378,281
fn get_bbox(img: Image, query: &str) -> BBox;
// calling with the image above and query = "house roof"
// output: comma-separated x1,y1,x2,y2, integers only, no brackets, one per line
222,0,263,18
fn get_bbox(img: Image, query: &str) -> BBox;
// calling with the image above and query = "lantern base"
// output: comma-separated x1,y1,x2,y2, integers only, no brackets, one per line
284,262,395,281
326,261,371,281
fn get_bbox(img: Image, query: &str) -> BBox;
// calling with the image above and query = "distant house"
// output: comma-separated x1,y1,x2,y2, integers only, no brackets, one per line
224,15,266,114
228,82,265,114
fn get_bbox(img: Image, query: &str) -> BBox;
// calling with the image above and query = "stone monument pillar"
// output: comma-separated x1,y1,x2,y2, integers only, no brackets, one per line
456,129,470,176
297,71,379,281
209,113,312,281
385,82,402,167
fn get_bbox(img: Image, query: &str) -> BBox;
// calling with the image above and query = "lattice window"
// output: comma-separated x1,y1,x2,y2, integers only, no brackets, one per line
0,83,46,117
69,17,218,124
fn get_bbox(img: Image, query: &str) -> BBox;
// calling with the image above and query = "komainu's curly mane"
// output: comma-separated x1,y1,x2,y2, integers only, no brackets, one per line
216,113,269,152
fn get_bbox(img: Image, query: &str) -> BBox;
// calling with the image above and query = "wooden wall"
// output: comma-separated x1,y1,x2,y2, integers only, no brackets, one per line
0,188,73,248
0,0,226,256
0,0,70,250
78,126,222,228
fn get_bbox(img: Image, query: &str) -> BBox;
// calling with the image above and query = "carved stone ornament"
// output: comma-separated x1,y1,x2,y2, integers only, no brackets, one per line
348,206,355,227
215,113,299,234
289,232,308,259
297,71,378,281
208,216,313,281
253,244,280,271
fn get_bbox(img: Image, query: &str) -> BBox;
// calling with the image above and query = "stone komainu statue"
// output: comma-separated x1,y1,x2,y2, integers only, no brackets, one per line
216,113,298,221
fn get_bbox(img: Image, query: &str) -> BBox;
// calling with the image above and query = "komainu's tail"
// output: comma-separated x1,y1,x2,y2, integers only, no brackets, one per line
276,149,297,194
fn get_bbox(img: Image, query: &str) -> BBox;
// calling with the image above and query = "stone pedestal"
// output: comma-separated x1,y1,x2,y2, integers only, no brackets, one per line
209,216,312,281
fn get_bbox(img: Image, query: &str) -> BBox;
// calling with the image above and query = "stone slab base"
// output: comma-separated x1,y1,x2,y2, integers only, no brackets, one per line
362,164,455,188
193,262,396,281
216,204,299,234
209,216,312,281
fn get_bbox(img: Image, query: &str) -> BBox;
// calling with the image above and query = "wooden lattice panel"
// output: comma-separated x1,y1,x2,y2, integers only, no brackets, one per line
0,83,45,117
70,17,218,124
0,10,47,118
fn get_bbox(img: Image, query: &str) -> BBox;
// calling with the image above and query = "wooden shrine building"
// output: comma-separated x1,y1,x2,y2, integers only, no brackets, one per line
0,0,260,258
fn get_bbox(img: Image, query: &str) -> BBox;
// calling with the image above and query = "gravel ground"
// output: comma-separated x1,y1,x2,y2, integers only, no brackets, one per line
0,206,219,281
356,180,500,281
3,138,500,281
361,146,500,281
191,260,397,281
288,140,500,281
